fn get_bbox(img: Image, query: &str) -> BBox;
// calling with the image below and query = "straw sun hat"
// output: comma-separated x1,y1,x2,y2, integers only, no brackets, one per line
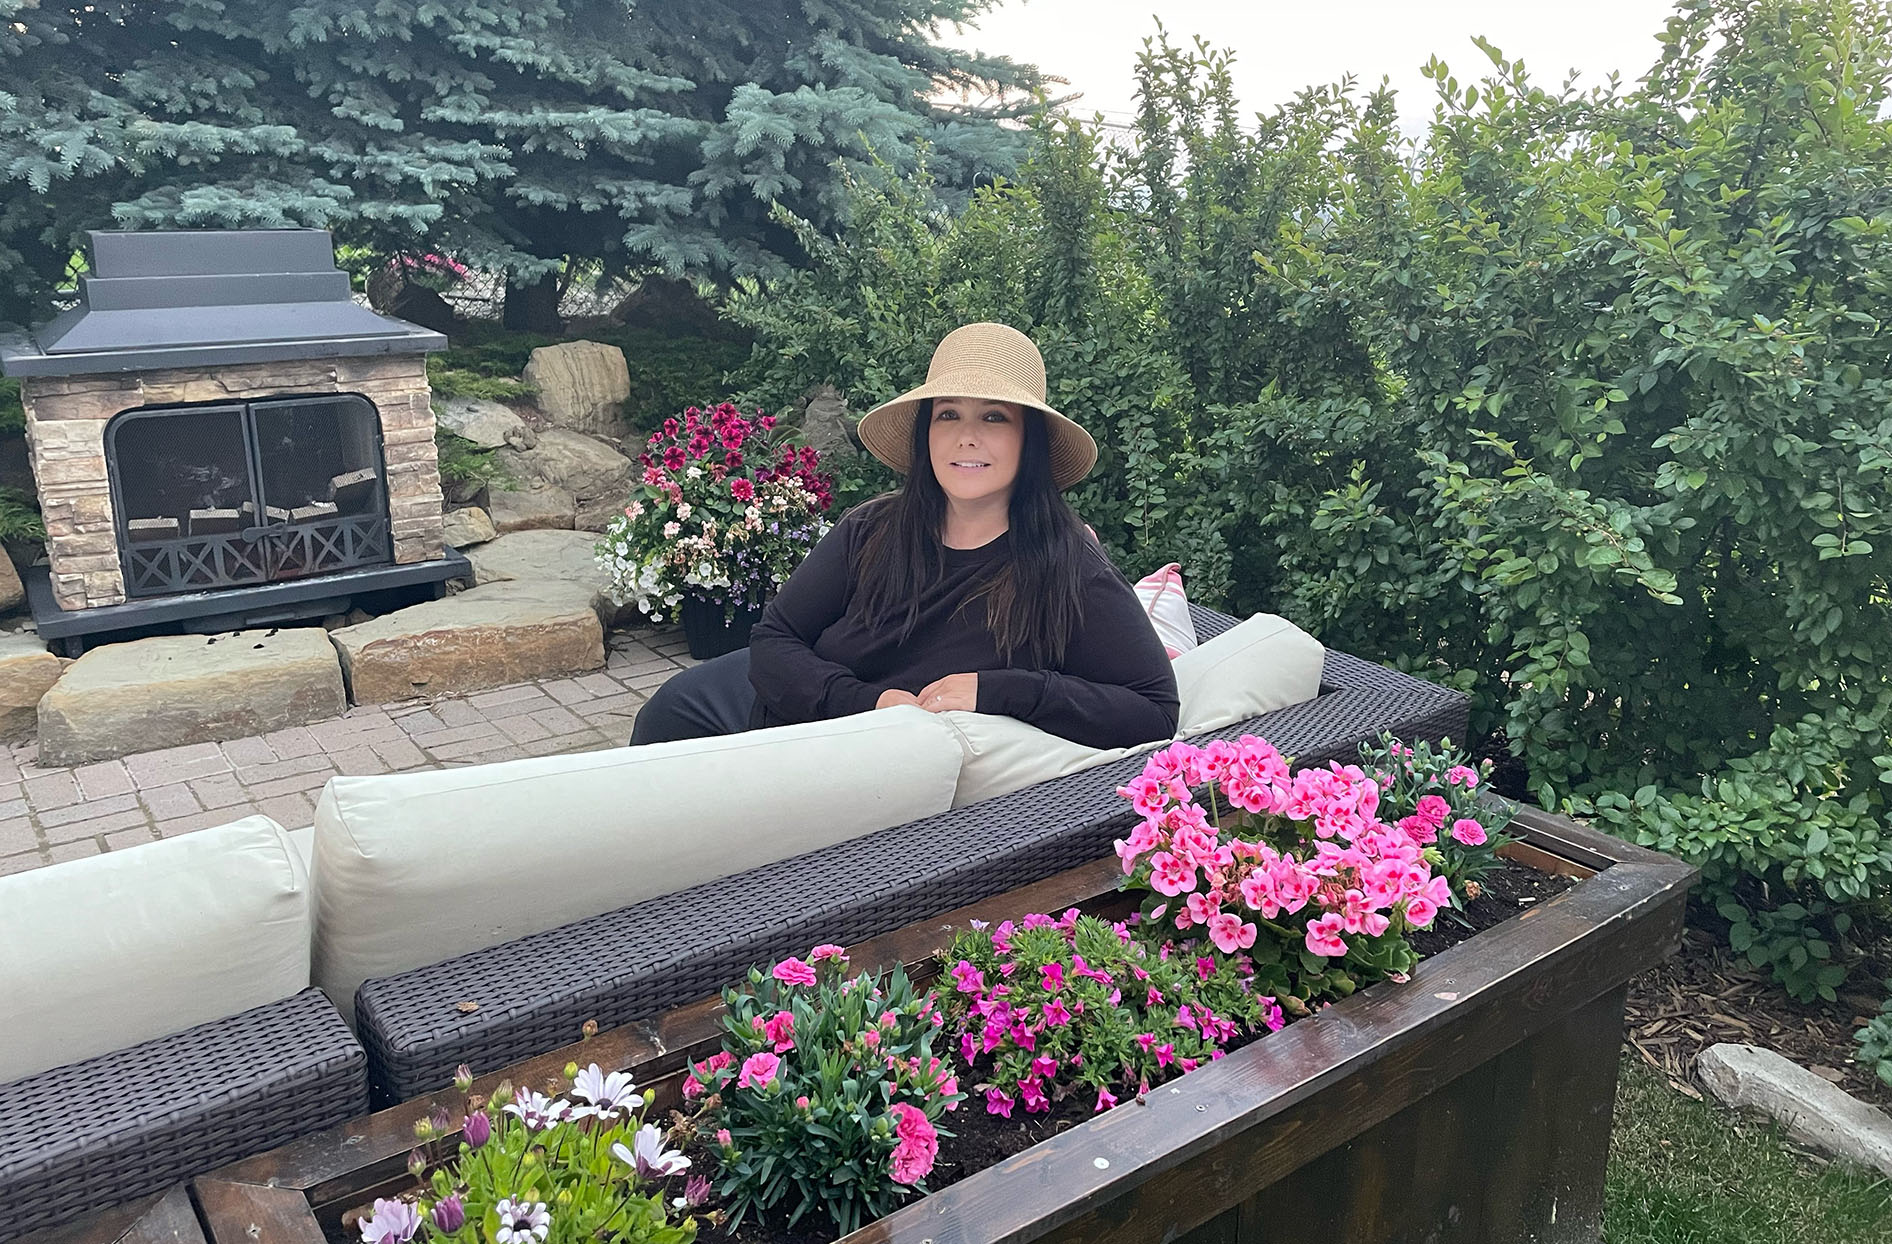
856,322,1098,491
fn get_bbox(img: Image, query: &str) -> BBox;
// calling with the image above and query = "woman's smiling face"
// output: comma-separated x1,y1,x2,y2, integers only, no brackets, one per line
928,395,1026,508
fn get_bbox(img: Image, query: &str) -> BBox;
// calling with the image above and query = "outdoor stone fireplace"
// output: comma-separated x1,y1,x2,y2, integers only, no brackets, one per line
0,230,459,638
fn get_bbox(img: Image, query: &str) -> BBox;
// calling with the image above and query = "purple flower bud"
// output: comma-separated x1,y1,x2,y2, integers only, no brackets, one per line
406,1148,427,1179
452,1064,474,1092
462,1111,492,1150
430,1195,465,1234
429,1106,452,1136
684,1174,712,1207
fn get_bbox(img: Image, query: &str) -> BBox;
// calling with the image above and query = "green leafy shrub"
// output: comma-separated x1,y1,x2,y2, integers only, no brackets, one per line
1856,985,1892,1087
0,378,22,435
728,0,1892,1000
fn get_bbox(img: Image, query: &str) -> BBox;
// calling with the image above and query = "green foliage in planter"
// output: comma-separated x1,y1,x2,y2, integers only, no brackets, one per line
942,912,1284,1117
727,0,1892,1000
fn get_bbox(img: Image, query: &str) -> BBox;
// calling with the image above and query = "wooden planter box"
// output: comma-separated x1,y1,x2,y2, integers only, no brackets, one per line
70,805,1692,1244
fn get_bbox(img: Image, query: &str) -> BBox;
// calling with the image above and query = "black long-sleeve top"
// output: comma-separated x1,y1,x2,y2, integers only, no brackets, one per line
747,505,1180,750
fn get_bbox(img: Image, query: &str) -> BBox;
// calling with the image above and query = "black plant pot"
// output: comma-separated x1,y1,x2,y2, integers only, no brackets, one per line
679,595,763,660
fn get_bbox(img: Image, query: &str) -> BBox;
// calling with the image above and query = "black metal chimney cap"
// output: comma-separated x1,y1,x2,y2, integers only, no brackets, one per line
0,229,446,378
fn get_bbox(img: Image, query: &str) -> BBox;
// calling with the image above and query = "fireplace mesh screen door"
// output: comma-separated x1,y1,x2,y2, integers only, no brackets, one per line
109,394,393,596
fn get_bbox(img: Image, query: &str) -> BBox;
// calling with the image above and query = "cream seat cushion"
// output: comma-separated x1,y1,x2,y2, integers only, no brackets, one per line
946,613,1325,807
0,815,310,1085
311,705,965,1010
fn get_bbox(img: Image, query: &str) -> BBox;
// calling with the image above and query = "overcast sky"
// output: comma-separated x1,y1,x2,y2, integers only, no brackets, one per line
937,1,1684,131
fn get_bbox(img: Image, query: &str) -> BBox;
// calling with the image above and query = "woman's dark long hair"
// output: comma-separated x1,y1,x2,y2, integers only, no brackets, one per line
854,398,1095,666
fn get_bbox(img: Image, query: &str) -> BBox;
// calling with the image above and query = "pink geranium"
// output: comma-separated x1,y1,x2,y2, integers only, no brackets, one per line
1149,851,1197,897
1208,912,1257,954
1305,912,1349,958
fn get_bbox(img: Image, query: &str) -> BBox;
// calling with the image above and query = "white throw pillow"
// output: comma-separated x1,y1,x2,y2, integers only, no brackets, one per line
0,816,311,1085
310,706,965,1012
945,612,1326,808
1171,613,1325,735
1134,563,1199,656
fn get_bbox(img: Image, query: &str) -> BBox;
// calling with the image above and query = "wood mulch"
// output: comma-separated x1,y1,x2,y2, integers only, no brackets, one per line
1624,924,1892,1112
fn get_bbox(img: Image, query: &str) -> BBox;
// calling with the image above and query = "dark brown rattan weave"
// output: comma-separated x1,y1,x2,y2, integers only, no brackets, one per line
1,989,367,1243
356,608,1467,1103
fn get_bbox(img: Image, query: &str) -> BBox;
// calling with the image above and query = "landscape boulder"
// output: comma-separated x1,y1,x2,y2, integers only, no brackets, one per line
442,506,497,549
522,341,631,436
1697,1042,1892,1177
0,633,61,739
466,529,625,626
487,485,577,534
435,398,530,451
495,429,631,532
0,553,22,616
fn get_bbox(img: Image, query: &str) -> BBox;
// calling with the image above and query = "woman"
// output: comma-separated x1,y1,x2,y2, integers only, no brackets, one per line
630,322,1178,750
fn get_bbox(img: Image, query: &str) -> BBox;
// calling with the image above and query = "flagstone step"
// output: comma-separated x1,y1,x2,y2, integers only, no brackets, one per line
329,579,605,705
37,629,346,766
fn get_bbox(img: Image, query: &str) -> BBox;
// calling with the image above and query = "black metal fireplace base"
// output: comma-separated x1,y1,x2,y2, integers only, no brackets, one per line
23,552,472,657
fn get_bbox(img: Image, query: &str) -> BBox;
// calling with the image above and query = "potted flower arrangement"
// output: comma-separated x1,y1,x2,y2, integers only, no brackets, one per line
597,403,834,658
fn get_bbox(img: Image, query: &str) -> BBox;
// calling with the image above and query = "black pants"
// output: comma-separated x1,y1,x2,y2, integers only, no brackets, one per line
630,648,760,745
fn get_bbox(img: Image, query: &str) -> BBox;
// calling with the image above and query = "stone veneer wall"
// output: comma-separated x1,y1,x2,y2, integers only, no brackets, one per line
20,354,445,613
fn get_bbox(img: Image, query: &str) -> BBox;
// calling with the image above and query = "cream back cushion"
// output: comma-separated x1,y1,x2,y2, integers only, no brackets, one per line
0,815,310,1085
311,706,965,1011
1171,613,1325,736
946,613,1325,808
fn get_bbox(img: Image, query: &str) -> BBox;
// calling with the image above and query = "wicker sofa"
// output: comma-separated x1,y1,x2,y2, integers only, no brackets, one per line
351,606,1466,1103
0,818,366,1244
3,606,1465,1233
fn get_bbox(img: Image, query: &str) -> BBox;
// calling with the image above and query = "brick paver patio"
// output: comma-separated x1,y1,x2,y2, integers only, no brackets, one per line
0,626,691,878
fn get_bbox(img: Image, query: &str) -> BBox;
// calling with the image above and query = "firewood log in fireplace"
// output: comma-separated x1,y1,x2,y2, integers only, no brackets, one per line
127,518,181,543
328,466,379,513
188,508,244,536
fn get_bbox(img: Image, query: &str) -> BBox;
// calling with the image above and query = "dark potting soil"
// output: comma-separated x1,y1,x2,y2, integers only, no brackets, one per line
691,856,1577,1244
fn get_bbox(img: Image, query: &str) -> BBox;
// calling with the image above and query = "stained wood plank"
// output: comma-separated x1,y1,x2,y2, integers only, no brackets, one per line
192,1181,325,1244
27,1186,203,1244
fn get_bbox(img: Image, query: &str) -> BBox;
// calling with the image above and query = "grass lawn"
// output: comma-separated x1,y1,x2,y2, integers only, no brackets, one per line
1607,1056,1892,1244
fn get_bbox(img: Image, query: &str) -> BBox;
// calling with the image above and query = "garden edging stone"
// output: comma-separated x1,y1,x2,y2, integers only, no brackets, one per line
1696,1042,1892,1177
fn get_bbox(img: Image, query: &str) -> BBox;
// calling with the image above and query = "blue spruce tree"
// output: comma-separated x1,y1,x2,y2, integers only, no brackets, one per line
0,0,1043,326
